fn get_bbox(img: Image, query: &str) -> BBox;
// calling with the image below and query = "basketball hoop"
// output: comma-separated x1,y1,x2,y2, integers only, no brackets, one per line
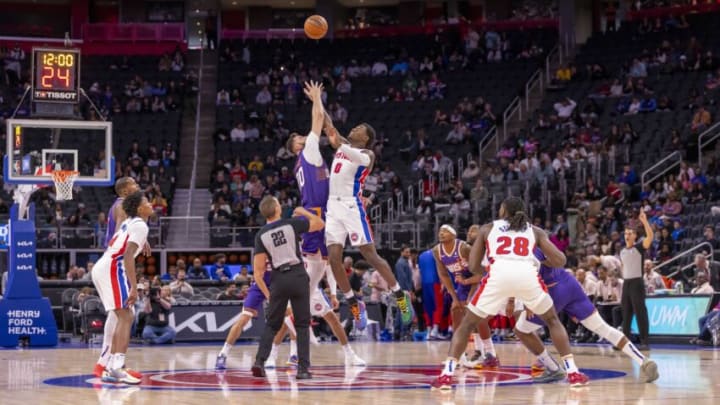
51,170,79,201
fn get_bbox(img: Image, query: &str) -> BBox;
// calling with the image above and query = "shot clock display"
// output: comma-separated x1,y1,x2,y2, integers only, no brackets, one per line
32,48,81,103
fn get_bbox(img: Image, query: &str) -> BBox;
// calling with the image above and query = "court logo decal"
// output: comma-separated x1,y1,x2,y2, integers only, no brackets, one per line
43,365,625,391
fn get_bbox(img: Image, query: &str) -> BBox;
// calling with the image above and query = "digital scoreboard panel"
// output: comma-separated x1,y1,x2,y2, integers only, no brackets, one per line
31,48,81,103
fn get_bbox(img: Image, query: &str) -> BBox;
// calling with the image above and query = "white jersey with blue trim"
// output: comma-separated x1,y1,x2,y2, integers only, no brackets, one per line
329,144,370,199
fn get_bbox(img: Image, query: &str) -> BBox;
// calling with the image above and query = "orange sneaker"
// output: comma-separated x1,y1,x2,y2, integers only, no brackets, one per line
93,363,106,378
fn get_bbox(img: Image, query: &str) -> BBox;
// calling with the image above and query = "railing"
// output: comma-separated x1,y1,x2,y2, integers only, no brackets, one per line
641,151,682,189
525,69,543,111
200,225,263,248
82,23,185,42
160,217,207,248
187,43,205,217
478,125,499,169
34,224,162,249
698,121,720,169
545,44,561,84
502,96,522,140
654,242,714,278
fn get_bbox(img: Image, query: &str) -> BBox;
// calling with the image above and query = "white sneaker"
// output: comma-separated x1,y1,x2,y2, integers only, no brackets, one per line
345,352,366,367
101,368,141,385
265,354,278,369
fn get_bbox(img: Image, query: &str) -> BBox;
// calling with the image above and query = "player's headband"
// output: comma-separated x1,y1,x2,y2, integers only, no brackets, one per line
440,224,457,236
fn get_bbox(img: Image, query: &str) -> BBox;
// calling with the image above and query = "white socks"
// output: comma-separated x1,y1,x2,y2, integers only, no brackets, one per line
290,339,298,357
562,354,579,373
537,349,560,372
621,341,646,366
441,357,457,376
342,344,354,356
482,338,496,357
110,353,126,371
220,343,232,357
390,284,401,293
98,311,118,366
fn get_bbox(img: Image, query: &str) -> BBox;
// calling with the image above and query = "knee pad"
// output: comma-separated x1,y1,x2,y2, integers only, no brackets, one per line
514,311,542,334
580,312,623,346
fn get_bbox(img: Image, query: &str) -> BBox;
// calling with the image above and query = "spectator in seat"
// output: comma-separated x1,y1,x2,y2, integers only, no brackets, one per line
170,270,194,296
629,58,648,78
230,123,246,142
217,282,239,300
596,268,623,328
416,196,435,217
208,201,231,226
461,161,480,182
448,193,471,224
211,254,231,281
248,156,264,173
553,97,577,121
161,265,178,282
690,300,720,346
66,265,86,281
550,228,570,253
691,253,718,291
639,95,657,113
703,226,719,250
336,75,352,94
643,260,665,293
371,60,388,76
556,65,572,82
691,272,714,295
256,86,272,105
349,260,369,297
445,123,466,144
691,105,712,132
187,258,209,280
142,287,176,344
662,193,683,216
617,165,638,196
217,89,230,105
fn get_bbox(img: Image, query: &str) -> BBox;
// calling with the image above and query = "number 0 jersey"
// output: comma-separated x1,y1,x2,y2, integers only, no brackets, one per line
485,219,538,267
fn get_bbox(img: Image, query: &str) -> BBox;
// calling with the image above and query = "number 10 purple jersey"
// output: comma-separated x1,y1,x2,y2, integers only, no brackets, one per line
294,133,329,256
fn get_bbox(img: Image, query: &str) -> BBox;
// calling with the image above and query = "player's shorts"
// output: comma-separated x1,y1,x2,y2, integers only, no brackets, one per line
467,260,552,318
302,230,329,256
92,257,131,311
456,285,471,302
325,197,373,247
242,286,266,315
526,277,596,326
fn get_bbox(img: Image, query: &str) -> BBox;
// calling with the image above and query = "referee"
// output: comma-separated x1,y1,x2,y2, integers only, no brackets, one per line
619,209,654,351
251,196,324,380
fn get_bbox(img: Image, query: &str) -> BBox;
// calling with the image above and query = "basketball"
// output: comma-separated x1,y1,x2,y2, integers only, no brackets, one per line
304,15,328,39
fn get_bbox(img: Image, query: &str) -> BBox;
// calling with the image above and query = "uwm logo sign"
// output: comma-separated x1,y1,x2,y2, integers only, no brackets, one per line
169,305,265,341
632,296,712,336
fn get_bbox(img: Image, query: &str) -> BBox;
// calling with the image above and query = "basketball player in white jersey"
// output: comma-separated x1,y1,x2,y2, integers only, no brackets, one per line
94,177,143,379
91,191,153,384
280,81,365,367
323,115,413,326
431,197,588,390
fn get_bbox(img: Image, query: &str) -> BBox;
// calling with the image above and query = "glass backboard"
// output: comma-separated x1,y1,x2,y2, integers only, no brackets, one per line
4,118,114,186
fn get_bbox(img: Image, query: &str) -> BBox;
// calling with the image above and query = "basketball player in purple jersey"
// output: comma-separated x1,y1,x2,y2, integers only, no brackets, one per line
94,177,143,380
513,248,659,383
433,225,498,368
283,81,364,367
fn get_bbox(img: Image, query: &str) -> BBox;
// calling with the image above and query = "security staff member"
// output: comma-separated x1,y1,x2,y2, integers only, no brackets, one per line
251,196,323,380
619,209,653,351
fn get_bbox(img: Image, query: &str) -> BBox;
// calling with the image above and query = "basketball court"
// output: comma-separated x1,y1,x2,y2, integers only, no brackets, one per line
0,341,717,404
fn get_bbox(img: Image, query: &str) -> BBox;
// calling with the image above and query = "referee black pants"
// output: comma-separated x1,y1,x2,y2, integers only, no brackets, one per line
621,278,649,344
255,267,311,370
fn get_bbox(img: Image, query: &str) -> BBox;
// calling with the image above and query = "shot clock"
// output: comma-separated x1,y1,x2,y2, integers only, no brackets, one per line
31,48,81,103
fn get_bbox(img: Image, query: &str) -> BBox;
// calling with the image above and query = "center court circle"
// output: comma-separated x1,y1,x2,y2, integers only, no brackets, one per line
43,365,626,391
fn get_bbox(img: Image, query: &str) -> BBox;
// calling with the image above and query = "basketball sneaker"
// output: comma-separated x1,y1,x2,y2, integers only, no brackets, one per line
430,374,454,391
344,352,366,367
567,371,590,387
481,353,500,368
348,298,362,321
395,291,413,326
94,364,142,379
459,352,479,369
101,368,141,385
640,358,659,383
286,355,299,367
531,360,545,375
215,354,227,370
532,368,565,383
265,352,278,369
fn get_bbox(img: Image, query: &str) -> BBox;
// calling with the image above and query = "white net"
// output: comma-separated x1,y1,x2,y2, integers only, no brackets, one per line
51,171,79,201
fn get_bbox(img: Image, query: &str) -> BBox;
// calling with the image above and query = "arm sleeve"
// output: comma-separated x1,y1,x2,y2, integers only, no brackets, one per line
254,232,266,254
127,221,149,248
290,217,310,234
339,144,371,166
302,131,324,166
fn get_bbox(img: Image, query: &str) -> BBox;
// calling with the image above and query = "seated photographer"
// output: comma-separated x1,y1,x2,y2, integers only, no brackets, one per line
690,300,720,346
142,287,176,344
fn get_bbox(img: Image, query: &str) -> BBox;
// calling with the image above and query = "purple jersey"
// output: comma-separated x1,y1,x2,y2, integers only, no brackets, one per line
104,197,123,247
439,240,473,301
528,249,596,324
244,270,272,313
295,144,330,256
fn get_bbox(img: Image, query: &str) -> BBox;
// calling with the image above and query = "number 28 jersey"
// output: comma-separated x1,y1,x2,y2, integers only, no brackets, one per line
485,219,539,268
